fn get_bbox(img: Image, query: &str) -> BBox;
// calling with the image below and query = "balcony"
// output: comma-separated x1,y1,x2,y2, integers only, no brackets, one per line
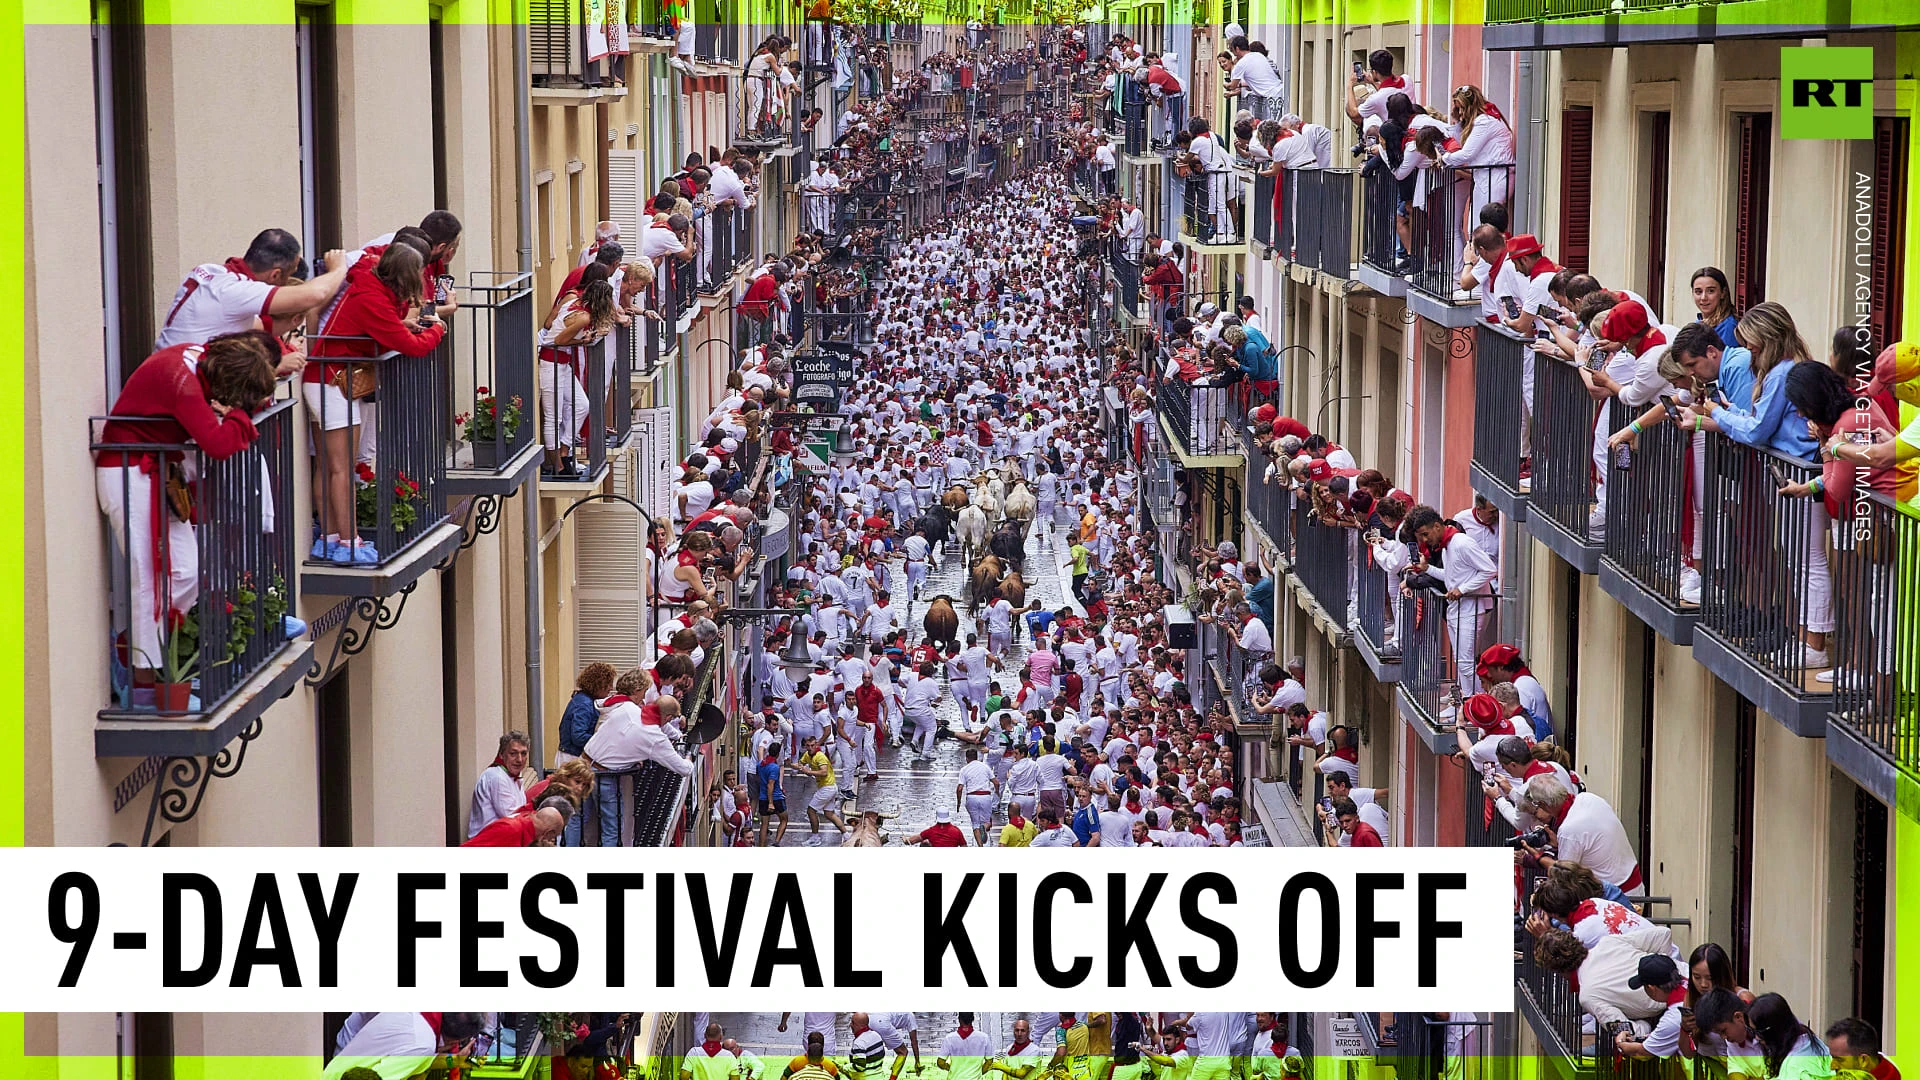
1180,174,1245,252
1597,400,1700,644
690,14,738,67
1393,1014,1493,1080
1407,164,1513,328
1356,166,1410,297
1264,167,1360,280
461,1014,549,1077
1292,509,1353,644
302,342,463,598
1824,493,1916,806
736,74,790,151
92,401,315,758
528,0,626,103
537,325,629,493
802,190,847,238
1527,353,1610,573
1692,438,1832,736
1469,322,1532,522
1354,545,1403,683
446,273,543,496
1479,0,1903,51
1394,586,1479,751
1155,377,1243,466
700,203,753,295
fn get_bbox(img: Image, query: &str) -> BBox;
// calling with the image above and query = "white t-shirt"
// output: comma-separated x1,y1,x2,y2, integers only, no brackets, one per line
1473,255,1527,322
640,221,687,262
155,261,281,350
676,478,716,520
1229,52,1284,97
325,1012,436,1080
941,1030,997,1080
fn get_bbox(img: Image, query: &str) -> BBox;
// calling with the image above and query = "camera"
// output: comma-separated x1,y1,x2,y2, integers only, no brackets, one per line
1350,133,1380,158
1503,824,1553,850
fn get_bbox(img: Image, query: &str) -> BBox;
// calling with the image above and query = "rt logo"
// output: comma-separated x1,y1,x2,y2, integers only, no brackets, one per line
1781,46,1874,140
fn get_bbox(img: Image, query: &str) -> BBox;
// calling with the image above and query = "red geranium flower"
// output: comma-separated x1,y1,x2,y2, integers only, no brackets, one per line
355,462,376,483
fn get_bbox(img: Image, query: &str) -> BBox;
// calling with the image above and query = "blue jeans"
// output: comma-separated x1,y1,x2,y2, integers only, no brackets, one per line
594,772,627,847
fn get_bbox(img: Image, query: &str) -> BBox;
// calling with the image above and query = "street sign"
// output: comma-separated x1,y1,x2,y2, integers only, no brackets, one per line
791,349,857,412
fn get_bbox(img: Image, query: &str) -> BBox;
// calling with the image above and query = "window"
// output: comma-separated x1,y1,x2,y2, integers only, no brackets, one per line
131,1012,174,1080
1643,111,1671,312
1300,41,1313,121
316,673,352,847
1632,623,1655,864
1559,106,1593,274
1732,112,1772,313
1561,564,1581,759
296,6,343,251
92,0,154,389
1869,116,1908,353
536,176,553,267
568,164,584,259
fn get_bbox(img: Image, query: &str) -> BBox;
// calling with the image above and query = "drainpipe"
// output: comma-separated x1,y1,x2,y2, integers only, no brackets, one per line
515,0,546,764
1512,49,1539,235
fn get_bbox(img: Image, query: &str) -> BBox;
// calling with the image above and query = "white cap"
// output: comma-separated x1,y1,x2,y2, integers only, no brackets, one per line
720,437,740,451
935,808,953,822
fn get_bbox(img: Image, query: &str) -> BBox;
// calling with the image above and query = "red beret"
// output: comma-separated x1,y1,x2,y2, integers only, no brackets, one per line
1462,693,1503,729
1477,643,1522,678
1601,299,1650,342
1505,233,1543,258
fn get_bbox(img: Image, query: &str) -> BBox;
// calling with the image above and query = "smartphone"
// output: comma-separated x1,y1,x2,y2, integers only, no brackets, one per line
1352,60,1365,80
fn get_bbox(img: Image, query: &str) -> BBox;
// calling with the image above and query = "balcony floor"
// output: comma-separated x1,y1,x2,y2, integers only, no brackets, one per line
96,640,314,759
1824,716,1901,809
1690,627,1833,738
445,440,544,498
1526,505,1603,574
1468,462,1530,523
301,519,465,599
1395,687,1458,753
1597,559,1697,646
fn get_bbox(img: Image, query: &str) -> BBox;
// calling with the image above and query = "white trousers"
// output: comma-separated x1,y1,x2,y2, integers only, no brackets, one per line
540,359,590,450
906,708,939,755
1447,596,1491,701
97,466,199,668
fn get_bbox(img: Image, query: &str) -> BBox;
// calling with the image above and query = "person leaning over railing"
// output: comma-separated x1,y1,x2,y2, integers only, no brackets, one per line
1693,992,1837,1080
536,268,617,481
307,240,447,564
1439,85,1515,245
97,330,288,699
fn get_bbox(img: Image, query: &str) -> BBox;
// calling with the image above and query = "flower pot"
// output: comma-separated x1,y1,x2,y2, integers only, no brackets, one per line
471,439,502,471
155,682,194,712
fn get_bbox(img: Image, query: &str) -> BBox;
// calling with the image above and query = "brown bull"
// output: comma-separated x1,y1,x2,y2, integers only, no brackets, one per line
968,554,1005,615
941,485,971,512
923,595,960,649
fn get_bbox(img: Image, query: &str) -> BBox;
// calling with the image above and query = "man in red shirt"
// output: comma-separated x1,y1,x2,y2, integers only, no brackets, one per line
461,804,567,847
1827,1019,1899,1080
904,808,968,847
738,263,792,345
1334,799,1383,847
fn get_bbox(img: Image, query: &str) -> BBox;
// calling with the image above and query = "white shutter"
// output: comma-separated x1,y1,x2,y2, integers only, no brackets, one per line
606,149,644,252
574,502,650,669
631,404,676,524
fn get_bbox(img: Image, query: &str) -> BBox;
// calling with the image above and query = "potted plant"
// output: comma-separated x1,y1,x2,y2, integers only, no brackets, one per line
151,608,201,712
221,572,291,664
355,463,424,539
457,386,524,470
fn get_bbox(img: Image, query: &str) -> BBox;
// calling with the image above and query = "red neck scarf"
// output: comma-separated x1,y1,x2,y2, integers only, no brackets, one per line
1377,75,1405,89
702,1041,724,1057
956,1026,975,1040
1332,745,1359,763
1008,1040,1033,1054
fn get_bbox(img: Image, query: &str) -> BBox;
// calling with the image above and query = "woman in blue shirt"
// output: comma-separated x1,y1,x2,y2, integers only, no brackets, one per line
1689,266,1739,350
1680,302,1819,460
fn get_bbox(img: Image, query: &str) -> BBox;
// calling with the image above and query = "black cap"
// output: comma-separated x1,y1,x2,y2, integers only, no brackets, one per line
1627,953,1680,990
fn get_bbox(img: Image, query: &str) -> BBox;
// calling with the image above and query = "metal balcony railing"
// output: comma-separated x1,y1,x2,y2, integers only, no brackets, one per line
802,190,847,236
1119,74,1147,156
1697,438,1832,700
670,246,697,319
1398,585,1462,731
1486,0,1680,23
305,339,454,567
737,73,790,148
1396,1014,1494,1080
1271,167,1357,276
1293,508,1352,628
538,333,610,482
701,203,752,294
1471,321,1531,503
1356,538,1400,661
1252,170,1275,249
629,0,673,43
1531,354,1614,549
1828,493,1917,776
1361,165,1402,275
448,272,537,477
94,401,300,720
1242,93,1287,122
1463,780,1517,848
1156,377,1236,457
1182,173,1243,245
1602,395,1699,615
1410,163,1514,304
1516,871,1593,1066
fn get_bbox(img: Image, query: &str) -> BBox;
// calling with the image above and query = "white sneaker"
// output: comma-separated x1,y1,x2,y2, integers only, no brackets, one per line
1777,641,1831,669
1438,705,1457,720
1587,507,1607,537
1679,566,1701,605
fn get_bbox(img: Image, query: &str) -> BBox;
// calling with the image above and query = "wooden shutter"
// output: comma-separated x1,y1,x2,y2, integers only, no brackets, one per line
605,149,645,252
1733,112,1772,313
1645,111,1671,313
1870,117,1908,353
1559,107,1592,274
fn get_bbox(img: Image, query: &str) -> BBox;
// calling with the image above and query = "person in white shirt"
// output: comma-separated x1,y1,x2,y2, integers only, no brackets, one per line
467,732,531,838
682,1024,738,1080
324,1013,490,1080
1518,775,1645,895
1225,41,1284,104
955,748,999,844
1187,118,1236,243
1460,225,1526,319
1406,504,1499,707
1325,773,1390,845
940,1014,996,1080
1440,85,1516,229
155,228,352,351
1028,805,1078,846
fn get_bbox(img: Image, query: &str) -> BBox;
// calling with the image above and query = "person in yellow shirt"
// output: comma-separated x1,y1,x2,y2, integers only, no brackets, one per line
998,809,1038,847
796,736,850,842
1051,1013,1093,1080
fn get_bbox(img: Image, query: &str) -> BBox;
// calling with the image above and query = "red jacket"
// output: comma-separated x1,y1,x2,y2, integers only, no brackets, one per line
97,344,260,467
1143,261,1183,302
462,814,538,847
309,258,448,384
739,272,783,321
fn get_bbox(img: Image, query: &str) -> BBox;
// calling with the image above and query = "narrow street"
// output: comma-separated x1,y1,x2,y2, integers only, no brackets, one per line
712,1011,1062,1062
769,518,1079,846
